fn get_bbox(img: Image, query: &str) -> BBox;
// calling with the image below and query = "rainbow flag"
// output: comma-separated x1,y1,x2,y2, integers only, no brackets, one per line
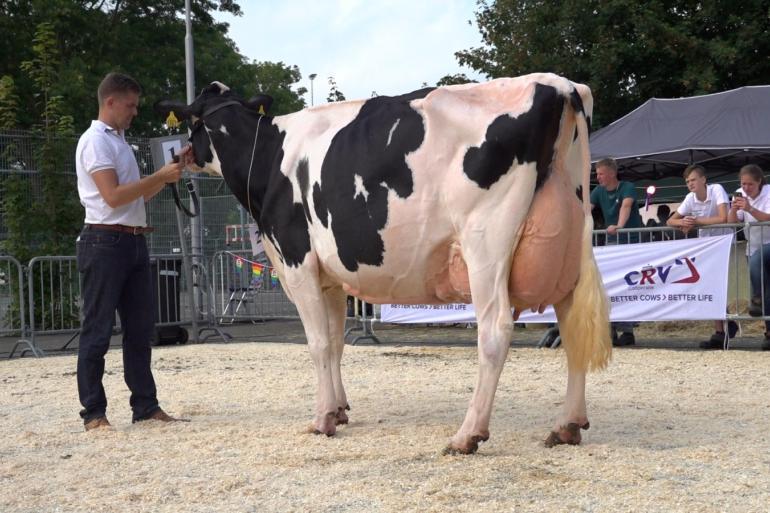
252,262,263,278
235,257,243,270
270,269,279,288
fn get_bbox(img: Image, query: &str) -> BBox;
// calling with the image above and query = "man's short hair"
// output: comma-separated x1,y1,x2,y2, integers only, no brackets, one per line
97,72,142,105
683,164,706,179
596,157,618,172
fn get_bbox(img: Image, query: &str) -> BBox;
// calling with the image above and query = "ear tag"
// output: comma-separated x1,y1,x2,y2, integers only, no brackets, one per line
258,105,266,115
165,111,181,128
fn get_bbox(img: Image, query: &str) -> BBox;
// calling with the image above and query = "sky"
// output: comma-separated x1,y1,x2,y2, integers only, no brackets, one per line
214,0,486,105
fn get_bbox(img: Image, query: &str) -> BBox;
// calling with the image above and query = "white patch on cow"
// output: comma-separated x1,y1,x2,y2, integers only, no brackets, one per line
219,124,229,136
212,81,230,94
354,174,368,201
386,118,400,147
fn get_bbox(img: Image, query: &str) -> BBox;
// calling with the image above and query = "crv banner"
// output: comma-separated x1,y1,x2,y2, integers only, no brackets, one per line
381,234,733,324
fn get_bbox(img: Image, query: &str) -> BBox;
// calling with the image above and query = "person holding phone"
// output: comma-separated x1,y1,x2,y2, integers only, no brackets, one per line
728,164,770,350
667,164,734,348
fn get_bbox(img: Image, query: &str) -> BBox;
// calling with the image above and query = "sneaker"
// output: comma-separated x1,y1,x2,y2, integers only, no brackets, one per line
613,332,635,347
727,320,739,339
748,297,763,317
699,332,726,350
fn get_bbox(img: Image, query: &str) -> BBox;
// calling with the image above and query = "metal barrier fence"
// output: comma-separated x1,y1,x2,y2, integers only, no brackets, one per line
8,222,770,356
0,256,38,357
210,249,297,322
5,253,228,357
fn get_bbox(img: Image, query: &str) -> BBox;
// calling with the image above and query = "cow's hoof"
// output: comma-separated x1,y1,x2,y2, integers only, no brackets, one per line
306,412,337,436
543,422,590,448
335,406,349,425
442,433,489,455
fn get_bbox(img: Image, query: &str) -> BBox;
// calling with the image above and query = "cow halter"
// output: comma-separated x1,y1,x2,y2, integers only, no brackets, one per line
246,114,263,221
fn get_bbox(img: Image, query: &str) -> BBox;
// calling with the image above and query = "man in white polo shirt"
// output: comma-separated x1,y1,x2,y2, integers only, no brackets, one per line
75,72,192,431
667,164,735,349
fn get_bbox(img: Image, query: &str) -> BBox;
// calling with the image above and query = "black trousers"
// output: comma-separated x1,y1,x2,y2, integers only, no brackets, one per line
76,226,159,423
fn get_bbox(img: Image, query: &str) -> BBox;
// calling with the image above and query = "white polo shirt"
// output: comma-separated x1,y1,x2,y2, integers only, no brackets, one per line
735,185,770,256
675,183,731,237
75,120,146,226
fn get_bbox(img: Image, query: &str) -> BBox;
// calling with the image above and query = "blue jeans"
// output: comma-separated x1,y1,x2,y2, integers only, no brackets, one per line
76,226,159,422
749,243,770,330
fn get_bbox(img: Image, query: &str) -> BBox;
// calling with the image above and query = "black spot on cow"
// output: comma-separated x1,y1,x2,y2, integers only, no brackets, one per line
202,108,311,268
313,182,328,227
569,89,591,141
314,87,434,272
463,84,563,190
296,158,312,224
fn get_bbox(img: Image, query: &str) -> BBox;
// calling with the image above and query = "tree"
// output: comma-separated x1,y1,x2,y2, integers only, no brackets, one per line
327,76,346,103
250,61,307,115
2,21,80,261
436,73,477,86
457,0,770,127
0,1,308,134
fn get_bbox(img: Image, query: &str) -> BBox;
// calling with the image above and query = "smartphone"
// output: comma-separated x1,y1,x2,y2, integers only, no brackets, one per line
734,191,743,198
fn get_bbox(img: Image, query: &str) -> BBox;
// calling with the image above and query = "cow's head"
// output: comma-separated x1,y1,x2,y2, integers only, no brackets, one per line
154,82,273,176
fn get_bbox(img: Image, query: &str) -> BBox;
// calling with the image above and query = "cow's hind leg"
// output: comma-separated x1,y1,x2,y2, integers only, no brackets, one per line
545,215,611,447
444,260,514,455
323,286,350,425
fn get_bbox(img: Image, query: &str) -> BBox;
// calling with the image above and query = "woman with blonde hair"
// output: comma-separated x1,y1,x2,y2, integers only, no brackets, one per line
728,164,770,350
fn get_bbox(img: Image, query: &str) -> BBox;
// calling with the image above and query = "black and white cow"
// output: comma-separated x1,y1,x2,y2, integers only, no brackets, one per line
156,73,611,454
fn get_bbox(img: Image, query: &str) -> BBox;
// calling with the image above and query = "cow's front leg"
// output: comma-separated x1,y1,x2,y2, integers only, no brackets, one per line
445,270,513,455
284,263,339,437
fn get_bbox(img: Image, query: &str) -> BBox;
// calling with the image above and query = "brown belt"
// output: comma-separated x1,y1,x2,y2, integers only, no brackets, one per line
86,224,155,234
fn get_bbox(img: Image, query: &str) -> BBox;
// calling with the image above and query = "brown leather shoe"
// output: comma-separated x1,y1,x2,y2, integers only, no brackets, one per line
134,408,189,423
84,416,112,431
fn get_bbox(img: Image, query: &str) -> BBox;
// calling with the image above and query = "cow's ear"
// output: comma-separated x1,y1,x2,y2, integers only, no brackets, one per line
245,94,274,115
154,100,192,127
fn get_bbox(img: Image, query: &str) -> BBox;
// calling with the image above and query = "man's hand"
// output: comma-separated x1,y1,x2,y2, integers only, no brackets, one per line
155,159,184,184
607,224,618,235
177,145,194,166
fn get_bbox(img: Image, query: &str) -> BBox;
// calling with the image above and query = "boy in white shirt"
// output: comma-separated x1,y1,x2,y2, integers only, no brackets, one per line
667,164,736,348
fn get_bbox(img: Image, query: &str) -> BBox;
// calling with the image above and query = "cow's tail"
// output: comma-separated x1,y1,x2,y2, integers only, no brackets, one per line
559,92,612,372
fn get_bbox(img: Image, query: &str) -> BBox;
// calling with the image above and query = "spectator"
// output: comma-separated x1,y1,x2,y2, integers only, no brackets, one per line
728,164,770,350
590,157,643,346
667,164,736,349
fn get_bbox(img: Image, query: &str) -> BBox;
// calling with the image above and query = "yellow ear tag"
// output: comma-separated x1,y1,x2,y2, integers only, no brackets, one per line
165,111,180,128
258,105,266,115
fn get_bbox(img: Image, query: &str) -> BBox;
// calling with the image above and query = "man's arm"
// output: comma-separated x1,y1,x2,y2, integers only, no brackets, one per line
92,164,181,208
694,203,728,226
91,146,191,208
615,197,634,228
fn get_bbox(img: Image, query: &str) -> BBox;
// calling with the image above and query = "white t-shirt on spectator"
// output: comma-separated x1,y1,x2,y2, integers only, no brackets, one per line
75,120,147,227
676,183,731,238
735,184,770,256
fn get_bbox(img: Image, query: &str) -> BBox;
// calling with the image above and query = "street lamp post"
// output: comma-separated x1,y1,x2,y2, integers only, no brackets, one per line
309,73,317,106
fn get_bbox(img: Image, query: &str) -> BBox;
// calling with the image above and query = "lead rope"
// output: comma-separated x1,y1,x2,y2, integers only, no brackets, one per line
246,115,263,221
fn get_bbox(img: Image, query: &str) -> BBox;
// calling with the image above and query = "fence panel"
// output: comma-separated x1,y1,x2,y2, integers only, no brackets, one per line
27,256,81,344
210,249,297,322
0,256,25,337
